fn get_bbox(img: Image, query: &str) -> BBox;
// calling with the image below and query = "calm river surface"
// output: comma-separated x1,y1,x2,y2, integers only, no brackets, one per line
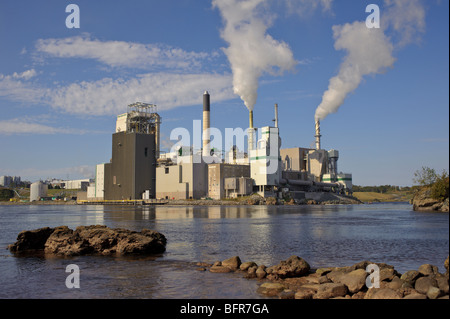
0,203,448,299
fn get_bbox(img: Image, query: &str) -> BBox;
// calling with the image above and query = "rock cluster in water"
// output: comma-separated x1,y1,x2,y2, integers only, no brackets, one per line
8,225,167,256
197,255,450,299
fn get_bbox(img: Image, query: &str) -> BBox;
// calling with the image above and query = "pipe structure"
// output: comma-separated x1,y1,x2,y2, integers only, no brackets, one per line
315,120,321,150
202,91,211,157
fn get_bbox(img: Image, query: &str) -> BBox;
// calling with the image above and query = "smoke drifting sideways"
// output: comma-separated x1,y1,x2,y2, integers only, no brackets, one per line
213,0,298,111
315,0,426,122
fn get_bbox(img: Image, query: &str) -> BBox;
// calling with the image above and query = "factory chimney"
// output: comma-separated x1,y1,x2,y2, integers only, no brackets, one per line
274,103,279,128
248,110,255,152
315,120,321,150
202,91,211,157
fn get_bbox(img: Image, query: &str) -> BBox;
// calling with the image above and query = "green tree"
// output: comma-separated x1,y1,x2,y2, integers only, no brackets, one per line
431,170,449,200
413,167,438,186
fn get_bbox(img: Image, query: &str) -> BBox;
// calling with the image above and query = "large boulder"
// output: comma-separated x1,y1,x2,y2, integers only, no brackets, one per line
8,227,55,252
9,225,166,256
266,256,310,279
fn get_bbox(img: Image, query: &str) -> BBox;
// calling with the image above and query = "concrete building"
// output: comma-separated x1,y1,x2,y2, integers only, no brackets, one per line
104,131,156,200
281,148,311,173
208,163,250,200
65,179,91,190
102,102,160,201
156,154,208,200
30,181,47,201
250,126,282,196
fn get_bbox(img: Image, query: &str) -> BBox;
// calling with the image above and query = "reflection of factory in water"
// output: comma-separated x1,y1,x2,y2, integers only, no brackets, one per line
86,91,352,202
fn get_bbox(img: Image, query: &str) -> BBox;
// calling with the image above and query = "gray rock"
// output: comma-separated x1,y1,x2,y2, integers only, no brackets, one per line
445,256,449,275
418,264,439,276
8,227,56,252
403,293,427,300
365,288,402,299
314,283,348,299
294,287,316,299
240,261,257,271
257,283,286,297
246,266,258,279
427,286,444,299
326,270,346,283
279,289,295,299
436,274,449,294
400,270,421,285
256,265,267,279
267,256,310,279
338,269,368,294
222,256,241,271
415,276,438,295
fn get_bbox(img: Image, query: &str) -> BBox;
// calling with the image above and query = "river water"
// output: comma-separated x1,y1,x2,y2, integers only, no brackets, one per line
0,203,448,299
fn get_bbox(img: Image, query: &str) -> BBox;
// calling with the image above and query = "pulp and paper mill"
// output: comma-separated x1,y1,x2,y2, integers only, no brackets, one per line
85,92,353,202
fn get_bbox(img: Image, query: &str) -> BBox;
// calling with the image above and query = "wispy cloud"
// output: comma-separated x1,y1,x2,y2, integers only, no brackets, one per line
0,117,108,135
3,165,95,181
35,34,219,71
284,0,334,16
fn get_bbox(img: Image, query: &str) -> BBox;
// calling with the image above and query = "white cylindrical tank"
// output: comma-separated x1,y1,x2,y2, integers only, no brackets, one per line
30,182,48,202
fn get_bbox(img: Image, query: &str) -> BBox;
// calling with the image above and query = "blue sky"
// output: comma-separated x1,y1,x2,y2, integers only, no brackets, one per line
0,0,448,186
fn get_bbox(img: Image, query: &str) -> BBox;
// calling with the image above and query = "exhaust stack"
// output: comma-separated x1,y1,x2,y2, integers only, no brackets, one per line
248,110,255,152
274,104,279,128
202,91,211,157
315,120,321,150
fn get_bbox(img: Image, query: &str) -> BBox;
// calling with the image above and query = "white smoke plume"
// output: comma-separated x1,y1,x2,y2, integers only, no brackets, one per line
315,22,396,121
213,0,298,111
315,0,426,121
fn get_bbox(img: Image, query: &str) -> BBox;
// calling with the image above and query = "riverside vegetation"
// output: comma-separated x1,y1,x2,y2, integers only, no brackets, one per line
411,167,449,212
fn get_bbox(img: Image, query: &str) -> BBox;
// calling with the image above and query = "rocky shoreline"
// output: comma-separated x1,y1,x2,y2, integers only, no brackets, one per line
0,192,362,206
411,187,449,212
196,255,450,299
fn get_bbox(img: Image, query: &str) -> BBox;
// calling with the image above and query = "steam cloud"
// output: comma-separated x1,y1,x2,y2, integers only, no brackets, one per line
315,0,426,121
213,0,298,111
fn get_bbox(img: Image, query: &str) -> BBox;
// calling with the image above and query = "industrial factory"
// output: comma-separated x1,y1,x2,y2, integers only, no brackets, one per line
86,92,353,202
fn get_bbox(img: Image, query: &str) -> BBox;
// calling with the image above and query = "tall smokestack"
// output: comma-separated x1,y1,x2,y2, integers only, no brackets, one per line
315,120,321,150
274,103,278,128
202,91,211,157
248,110,255,152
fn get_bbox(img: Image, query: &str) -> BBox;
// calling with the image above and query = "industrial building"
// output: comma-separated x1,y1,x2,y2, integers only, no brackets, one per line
87,91,352,203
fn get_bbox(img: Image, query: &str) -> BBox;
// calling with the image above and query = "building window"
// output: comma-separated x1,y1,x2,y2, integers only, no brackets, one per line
144,147,148,157
165,167,169,174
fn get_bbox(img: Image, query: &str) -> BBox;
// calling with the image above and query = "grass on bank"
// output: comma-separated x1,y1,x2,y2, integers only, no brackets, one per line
353,191,413,203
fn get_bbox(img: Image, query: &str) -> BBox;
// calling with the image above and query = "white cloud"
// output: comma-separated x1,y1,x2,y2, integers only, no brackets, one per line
12,69,37,80
0,72,47,103
7,165,95,181
0,117,108,135
35,34,217,71
47,72,234,115
0,71,234,116
383,0,426,47
284,0,334,16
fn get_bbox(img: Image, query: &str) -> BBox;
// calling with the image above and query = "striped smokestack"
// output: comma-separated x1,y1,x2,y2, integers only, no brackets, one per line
202,91,211,157
315,120,321,150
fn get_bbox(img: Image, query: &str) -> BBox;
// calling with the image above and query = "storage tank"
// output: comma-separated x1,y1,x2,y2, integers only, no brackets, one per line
30,182,48,202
